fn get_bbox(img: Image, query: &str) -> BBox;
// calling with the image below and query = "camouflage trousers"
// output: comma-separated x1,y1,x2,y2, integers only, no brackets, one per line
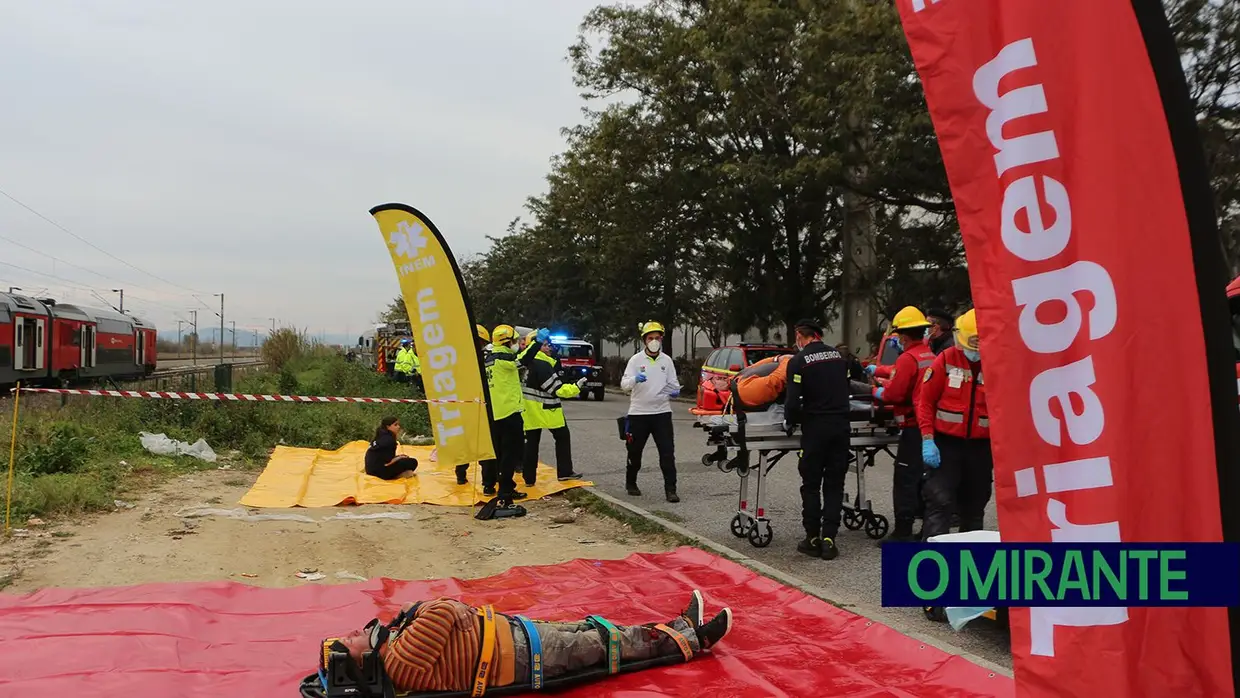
511,616,700,681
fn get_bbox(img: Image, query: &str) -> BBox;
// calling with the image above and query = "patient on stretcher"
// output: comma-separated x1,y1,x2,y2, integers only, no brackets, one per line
694,356,886,428
327,591,732,694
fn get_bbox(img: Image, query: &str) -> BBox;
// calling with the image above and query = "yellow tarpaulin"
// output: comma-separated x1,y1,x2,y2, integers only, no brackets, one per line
239,441,592,509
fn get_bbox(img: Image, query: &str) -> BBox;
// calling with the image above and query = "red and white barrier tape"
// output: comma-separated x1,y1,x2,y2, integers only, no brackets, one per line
9,387,482,405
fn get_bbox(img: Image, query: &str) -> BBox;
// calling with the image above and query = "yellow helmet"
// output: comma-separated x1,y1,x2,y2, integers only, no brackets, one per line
492,324,516,345
954,309,979,351
476,324,490,343
639,321,665,338
525,330,538,343
890,306,930,330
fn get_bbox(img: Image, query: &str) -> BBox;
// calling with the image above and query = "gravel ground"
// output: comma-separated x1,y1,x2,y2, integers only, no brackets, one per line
530,394,1013,670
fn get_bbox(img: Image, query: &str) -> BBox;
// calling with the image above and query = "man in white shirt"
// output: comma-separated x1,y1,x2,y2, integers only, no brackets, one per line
619,321,682,503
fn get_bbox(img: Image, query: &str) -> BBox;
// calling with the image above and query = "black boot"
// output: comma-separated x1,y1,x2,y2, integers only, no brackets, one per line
796,536,822,558
627,483,642,497
695,608,733,650
820,536,840,560
665,489,680,503
879,518,918,546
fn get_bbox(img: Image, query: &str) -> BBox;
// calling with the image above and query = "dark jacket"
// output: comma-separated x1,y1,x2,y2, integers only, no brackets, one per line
364,430,398,476
783,340,851,425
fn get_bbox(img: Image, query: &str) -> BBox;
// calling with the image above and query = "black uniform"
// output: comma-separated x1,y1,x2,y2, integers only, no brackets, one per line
928,331,953,356
783,340,852,542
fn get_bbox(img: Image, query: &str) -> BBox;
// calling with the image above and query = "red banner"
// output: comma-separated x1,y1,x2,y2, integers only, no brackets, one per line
894,2,1234,697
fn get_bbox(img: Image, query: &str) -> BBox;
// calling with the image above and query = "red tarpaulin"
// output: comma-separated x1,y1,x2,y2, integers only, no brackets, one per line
895,1,1238,697
0,547,1011,697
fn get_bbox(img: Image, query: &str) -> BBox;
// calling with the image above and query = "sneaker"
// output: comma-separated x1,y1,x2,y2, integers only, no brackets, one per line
627,486,642,497
483,486,496,496
680,589,704,628
558,472,584,481
665,490,680,503
524,480,536,488
499,491,528,500
695,608,732,650
796,536,822,558
821,537,840,560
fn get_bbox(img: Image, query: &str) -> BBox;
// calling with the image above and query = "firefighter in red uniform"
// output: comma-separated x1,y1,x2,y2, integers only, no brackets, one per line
872,306,937,543
916,309,991,540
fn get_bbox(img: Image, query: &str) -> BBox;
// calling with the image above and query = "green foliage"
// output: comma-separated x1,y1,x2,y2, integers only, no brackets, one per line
262,327,309,371
0,354,432,520
448,0,1240,349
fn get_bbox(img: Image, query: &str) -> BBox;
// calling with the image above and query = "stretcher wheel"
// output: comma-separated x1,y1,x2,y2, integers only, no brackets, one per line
842,509,863,531
864,515,889,540
747,522,773,548
924,606,948,623
729,514,747,538
701,453,714,467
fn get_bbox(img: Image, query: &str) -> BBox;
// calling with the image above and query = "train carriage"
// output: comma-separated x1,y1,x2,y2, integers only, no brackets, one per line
0,292,158,392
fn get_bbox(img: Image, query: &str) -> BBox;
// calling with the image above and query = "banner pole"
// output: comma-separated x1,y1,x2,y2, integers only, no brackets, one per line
6,382,22,535
1129,1,1240,692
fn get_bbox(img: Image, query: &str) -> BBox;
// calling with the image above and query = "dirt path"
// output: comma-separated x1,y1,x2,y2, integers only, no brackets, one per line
0,469,668,593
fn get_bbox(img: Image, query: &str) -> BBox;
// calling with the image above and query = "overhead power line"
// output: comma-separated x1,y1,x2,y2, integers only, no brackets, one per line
0,259,189,316
0,184,205,296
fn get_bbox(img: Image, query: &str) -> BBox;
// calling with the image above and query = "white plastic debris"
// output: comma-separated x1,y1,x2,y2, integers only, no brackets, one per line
336,571,367,581
174,507,317,523
323,512,412,521
114,500,135,509
140,432,217,462
296,571,326,581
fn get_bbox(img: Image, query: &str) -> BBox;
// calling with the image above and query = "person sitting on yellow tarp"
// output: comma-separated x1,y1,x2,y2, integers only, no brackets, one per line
325,589,732,695
518,330,587,486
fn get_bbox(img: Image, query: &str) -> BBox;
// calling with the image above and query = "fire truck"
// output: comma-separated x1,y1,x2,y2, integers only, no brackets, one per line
357,320,410,377
512,327,604,401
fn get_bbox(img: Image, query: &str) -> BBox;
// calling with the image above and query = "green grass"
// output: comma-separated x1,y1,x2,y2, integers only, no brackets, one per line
562,489,697,547
0,352,431,522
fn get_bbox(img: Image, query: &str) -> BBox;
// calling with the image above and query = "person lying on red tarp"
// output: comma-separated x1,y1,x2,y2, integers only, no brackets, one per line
328,589,733,694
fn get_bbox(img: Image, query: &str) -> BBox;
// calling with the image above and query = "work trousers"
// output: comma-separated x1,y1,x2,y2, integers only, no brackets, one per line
892,426,925,525
797,415,851,540
510,616,700,682
921,434,993,540
523,425,573,484
481,413,523,495
625,412,677,492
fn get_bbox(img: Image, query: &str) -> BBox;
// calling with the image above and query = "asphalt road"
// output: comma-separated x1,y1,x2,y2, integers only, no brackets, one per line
535,394,1012,669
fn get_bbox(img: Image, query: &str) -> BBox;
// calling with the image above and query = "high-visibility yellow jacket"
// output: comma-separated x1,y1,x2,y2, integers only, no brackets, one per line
518,342,581,430
485,344,526,421
394,347,419,375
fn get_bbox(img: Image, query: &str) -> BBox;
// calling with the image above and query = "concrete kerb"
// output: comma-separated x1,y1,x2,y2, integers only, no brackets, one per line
582,485,1014,680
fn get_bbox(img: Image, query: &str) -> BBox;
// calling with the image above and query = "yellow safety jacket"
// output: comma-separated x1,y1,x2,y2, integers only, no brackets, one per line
518,343,581,431
485,344,525,421
394,347,419,375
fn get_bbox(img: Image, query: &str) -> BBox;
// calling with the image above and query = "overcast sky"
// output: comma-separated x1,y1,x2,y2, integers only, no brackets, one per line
0,1,604,342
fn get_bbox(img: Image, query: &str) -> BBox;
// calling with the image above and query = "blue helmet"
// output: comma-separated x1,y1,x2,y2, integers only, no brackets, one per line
400,338,411,346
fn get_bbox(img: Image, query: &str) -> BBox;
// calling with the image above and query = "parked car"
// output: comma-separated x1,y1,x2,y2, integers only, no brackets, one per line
696,343,795,411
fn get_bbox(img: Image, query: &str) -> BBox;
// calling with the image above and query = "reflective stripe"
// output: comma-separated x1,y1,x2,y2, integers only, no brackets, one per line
978,417,990,427
521,389,562,407
894,413,907,425
936,409,964,423
539,374,560,391
586,615,621,674
916,359,934,368
472,605,497,697
652,623,694,661
514,616,543,690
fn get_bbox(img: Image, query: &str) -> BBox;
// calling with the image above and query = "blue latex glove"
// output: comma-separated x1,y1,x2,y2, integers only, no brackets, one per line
634,372,648,383
874,387,886,401
535,328,551,343
865,364,877,377
667,389,680,398
922,439,941,468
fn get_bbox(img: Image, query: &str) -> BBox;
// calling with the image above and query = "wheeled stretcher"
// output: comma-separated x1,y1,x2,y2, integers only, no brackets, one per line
693,395,901,548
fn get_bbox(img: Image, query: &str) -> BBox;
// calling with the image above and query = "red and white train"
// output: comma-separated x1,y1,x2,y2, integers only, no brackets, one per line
0,291,157,392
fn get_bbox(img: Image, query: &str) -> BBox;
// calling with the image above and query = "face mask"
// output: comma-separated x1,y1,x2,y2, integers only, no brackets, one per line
646,339,662,354
963,348,980,363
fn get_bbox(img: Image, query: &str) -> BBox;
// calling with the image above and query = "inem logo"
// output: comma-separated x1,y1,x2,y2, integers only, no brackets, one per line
390,220,436,275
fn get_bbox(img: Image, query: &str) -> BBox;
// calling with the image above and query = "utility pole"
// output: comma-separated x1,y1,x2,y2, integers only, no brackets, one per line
270,317,276,332
7,287,19,294
112,289,124,314
190,310,198,366
231,320,236,353
214,293,225,364
177,320,183,354
252,330,258,349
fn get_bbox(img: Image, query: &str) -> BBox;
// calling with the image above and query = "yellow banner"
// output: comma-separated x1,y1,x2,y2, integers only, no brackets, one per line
370,204,495,465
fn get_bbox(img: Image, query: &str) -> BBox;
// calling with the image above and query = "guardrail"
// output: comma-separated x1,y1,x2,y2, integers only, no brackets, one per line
124,361,268,393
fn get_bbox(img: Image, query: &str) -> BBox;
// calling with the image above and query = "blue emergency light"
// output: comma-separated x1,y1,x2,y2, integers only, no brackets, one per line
549,334,570,342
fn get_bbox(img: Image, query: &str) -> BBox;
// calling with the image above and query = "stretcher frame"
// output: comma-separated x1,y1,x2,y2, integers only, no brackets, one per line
695,400,900,548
